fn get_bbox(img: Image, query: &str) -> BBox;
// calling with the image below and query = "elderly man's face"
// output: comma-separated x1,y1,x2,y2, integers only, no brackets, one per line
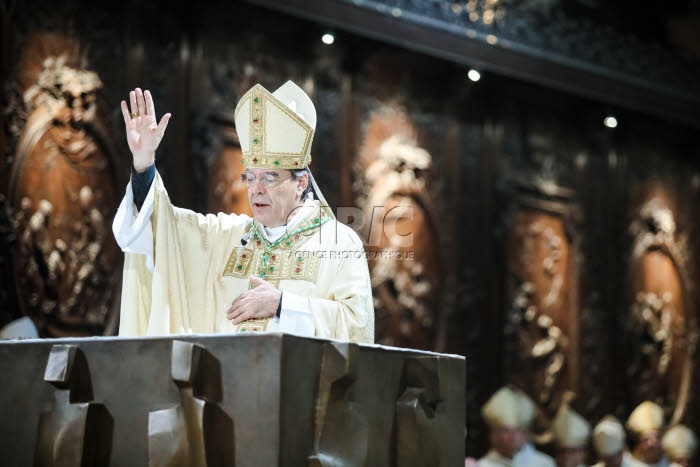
636,431,662,464
490,425,527,459
246,168,306,227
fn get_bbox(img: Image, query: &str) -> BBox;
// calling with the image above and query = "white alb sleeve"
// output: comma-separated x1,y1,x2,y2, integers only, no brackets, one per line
112,179,156,271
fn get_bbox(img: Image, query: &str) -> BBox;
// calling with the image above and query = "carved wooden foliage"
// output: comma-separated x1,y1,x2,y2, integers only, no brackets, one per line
8,32,120,336
354,106,443,350
505,194,580,425
627,195,696,425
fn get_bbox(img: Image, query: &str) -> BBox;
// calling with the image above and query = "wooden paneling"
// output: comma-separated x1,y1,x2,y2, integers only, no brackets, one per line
1,0,700,459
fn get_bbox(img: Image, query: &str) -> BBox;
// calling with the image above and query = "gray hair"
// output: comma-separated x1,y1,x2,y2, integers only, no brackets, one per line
290,168,312,200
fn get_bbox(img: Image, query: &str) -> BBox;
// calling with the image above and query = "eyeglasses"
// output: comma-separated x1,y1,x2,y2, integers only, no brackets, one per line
240,171,292,188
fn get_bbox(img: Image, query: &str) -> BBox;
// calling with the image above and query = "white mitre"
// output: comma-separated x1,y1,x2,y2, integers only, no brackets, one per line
662,424,697,460
482,386,535,429
592,416,626,456
552,402,591,448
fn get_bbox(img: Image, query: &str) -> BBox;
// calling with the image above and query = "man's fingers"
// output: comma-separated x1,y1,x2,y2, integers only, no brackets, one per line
120,101,131,125
227,304,248,322
156,113,171,138
227,305,242,320
232,310,253,325
129,90,138,116
144,90,156,117
227,293,247,318
135,88,147,116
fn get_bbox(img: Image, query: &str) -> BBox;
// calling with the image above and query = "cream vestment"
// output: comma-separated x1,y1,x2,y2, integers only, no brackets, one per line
113,175,374,342
113,80,374,342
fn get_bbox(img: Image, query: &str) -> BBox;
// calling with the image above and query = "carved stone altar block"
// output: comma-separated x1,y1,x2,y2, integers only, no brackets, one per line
308,342,368,467
148,340,233,467
0,334,465,466
396,357,442,467
34,344,112,467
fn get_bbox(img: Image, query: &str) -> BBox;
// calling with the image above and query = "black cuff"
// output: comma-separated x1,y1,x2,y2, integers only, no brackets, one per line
131,163,156,211
276,291,283,318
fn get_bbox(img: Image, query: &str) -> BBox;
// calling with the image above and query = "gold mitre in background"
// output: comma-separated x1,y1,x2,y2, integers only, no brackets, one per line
235,80,316,169
627,401,665,436
482,386,535,429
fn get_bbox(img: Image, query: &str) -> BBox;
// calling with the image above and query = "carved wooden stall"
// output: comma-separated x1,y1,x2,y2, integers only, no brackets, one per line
5,32,121,337
483,114,585,441
504,182,579,417
355,107,444,352
626,190,696,426
0,333,465,467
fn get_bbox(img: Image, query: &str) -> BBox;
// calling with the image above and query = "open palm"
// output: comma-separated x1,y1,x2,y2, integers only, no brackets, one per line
120,88,171,172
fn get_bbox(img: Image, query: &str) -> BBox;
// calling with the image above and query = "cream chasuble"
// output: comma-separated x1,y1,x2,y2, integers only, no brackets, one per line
478,444,557,467
113,171,374,343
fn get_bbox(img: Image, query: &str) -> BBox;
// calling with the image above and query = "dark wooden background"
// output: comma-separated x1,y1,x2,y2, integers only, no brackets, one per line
2,0,700,460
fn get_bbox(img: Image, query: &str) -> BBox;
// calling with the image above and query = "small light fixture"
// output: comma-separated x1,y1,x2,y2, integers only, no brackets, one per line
468,69,481,82
322,33,335,45
604,116,618,128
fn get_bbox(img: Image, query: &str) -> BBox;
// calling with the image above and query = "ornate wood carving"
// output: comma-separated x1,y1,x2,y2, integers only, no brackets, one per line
503,119,581,428
502,127,582,429
252,0,700,128
506,206,577,414
7,33,120,336
626,196,696,425
354,106,444,350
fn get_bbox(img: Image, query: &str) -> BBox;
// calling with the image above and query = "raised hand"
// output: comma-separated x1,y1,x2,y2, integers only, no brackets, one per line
120,88,171,172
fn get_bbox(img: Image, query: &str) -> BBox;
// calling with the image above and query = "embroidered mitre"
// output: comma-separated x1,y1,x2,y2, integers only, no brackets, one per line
234,80,316,169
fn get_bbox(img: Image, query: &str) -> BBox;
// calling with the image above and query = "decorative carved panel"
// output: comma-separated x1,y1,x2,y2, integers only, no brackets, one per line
503,177,581,434
7,33,120,336
626,196,696,425
354,106,444,350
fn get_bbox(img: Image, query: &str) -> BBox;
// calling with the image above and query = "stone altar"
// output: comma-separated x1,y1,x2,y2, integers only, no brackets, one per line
0,333,465,466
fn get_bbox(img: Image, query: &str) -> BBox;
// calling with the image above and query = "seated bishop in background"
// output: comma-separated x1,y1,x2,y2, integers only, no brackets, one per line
590,415,638,467
662,424,697,467
478,386,556,467
552,397,591,467
626,401,669,467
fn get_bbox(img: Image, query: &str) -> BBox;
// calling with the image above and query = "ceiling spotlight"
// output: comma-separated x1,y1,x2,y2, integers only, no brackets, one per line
322,33,335,45
468,69,481,82
604,116,618,128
